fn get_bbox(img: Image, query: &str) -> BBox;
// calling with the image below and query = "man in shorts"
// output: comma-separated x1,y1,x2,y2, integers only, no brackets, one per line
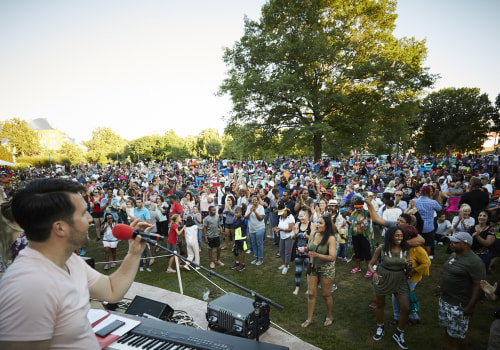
203,205,223,268
435,231,485,349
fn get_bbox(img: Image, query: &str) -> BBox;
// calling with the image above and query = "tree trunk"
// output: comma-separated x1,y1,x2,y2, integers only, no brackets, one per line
313,133,322,160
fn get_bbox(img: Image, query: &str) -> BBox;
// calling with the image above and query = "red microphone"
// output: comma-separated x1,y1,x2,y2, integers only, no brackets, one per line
112,224,165,242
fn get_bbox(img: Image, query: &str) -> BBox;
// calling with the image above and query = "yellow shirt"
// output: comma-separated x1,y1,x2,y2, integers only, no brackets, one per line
408,246,431,282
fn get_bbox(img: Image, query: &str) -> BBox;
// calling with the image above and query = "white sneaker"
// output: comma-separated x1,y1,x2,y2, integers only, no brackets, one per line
251,258,258,264
331,284,338,292
146,268,152,272
256,259,263,266
278,264,285,270
139,267,144,272
282,267,288,274
246,249,252,254
429,255,434,260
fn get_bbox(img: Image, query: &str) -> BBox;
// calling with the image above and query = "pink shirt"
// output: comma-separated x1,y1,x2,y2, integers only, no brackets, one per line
0,247,101,349
200,193,214,212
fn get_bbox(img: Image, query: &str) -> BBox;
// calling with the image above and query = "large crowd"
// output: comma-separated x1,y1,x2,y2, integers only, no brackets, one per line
2,153,500,349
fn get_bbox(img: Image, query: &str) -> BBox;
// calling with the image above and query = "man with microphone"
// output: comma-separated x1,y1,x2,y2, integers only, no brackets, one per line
0,178,152,350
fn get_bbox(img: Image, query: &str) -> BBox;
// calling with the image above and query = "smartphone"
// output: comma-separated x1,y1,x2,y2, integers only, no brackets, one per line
95,319,125,337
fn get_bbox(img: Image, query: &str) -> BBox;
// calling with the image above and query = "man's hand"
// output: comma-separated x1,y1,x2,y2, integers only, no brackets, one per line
463,305,475,317
128,219,152,255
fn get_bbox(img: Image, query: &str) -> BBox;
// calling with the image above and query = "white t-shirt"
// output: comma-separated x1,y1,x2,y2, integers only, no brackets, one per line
184,225,198,243
484,184,493,194
0,247,101,349
102,224,118,242
278,215,296,240
436,220,452,236
383,208,402,223
245,205,265,233
451,216,475,235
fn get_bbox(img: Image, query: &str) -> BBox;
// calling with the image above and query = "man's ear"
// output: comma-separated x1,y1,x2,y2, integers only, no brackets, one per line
52,220,69,239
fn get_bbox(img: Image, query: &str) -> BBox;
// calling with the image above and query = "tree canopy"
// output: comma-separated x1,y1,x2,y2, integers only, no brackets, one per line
0,118,41,156
220,0,434,159
58,141,85,165
84,127,127,164
415,87,497,154
0,145,14,162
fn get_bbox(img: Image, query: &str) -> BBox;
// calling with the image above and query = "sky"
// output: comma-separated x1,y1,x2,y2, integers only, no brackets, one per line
0,0,499,144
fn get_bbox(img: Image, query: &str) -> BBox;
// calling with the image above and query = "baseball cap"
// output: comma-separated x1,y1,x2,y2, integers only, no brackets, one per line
449,232,473,245
268,181,275,187
328,199,338,206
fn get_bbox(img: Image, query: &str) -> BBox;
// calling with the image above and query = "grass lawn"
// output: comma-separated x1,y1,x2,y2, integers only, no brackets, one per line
85,226,499,350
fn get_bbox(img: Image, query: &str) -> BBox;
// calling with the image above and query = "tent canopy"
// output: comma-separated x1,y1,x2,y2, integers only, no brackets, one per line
0,160,15,166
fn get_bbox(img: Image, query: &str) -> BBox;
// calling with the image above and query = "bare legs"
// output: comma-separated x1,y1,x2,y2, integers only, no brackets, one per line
302,274,334,327
94,217,102,239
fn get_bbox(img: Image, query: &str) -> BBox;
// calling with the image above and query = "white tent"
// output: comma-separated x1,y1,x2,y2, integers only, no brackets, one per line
0,160,15,166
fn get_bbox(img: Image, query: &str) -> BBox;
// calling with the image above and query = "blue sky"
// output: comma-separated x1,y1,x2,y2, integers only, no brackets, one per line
0,0,498,143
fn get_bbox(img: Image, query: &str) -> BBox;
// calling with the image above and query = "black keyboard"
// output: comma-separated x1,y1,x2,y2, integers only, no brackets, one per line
106,314,288,350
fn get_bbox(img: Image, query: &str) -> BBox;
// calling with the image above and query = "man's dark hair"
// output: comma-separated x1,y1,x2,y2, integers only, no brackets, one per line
12,178,85,243
399,213,412,225
382,192,393,201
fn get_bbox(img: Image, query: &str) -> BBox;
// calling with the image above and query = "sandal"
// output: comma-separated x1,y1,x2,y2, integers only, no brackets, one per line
301,320,312,328
350,267,361,273
324,318,333,327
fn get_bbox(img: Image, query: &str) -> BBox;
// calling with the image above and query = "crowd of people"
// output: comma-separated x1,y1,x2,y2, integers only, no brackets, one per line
1,152,500,349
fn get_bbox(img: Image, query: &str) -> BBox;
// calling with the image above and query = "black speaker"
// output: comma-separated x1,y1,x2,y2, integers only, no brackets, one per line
125,295,174,321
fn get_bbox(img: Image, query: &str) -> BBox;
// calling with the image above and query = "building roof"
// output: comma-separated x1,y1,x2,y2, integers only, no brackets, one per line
28,118,54,131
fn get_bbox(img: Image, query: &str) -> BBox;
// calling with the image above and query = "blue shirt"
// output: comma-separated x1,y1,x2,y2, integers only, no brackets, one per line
134,207,151,222
414,196,442,233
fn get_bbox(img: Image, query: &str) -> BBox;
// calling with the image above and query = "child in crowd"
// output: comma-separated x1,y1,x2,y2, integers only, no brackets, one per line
231,207,247,271
193,206,203,250
101,213,118,270
203,206,224,268
166,214,185,273
337,225,347,262
435,211,451,246
182,216,200,269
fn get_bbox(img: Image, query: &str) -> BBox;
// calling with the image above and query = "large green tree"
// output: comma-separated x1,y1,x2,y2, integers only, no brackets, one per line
195,129,223,159
84,127,127,164
0,145,14,162
219,0,434,159
58,141,85,165
416,88,497,154
0,118,41,156
126,131,191,161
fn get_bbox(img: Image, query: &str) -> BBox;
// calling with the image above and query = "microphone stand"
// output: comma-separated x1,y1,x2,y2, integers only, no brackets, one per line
142,237,283,342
